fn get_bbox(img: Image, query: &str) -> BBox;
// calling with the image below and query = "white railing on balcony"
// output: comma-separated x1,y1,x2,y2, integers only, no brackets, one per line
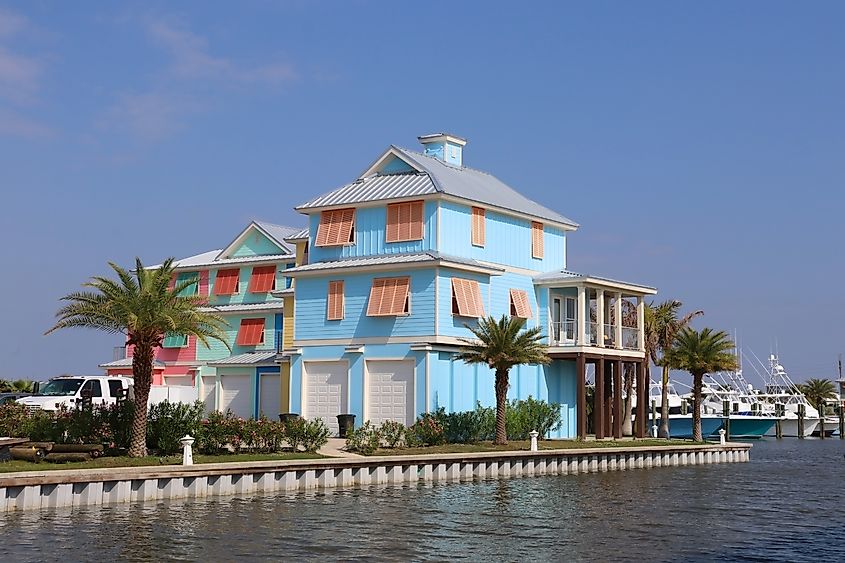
622,327,639,350
550,321,641,350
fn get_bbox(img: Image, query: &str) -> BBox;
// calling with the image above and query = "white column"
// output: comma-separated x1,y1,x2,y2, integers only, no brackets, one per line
636,296,645,351
576,286,586,346
596,289,605,348
614,293,623,349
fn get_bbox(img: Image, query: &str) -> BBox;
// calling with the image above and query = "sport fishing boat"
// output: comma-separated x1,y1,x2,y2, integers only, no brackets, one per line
748,354,820,438
645,381,724,440
697,376,776,439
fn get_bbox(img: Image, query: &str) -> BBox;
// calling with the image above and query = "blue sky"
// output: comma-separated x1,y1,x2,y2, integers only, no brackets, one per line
1,1,842,383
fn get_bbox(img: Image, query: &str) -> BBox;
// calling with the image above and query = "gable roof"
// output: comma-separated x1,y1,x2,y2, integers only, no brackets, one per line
216,221,303,260
296,146,578,229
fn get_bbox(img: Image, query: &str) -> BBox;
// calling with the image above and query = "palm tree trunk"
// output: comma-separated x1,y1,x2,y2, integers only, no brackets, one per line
659,364,671,439
494,368,509,445
129,340,154,457
692,372,703,442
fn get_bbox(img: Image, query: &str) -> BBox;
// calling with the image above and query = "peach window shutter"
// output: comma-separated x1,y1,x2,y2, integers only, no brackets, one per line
531,222,544,259
471,207,485,246
386,201,424,243
452,278,484,317
509,289,532,318
248,266,276,293
327,280,345,320
214,269,240,295
316,208,356,246
367,277,410,316
236,318,265,346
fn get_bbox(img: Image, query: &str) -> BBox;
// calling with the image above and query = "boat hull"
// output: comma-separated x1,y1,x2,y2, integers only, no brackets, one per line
725,416,776,439
764,417,819,438
651,416,723,439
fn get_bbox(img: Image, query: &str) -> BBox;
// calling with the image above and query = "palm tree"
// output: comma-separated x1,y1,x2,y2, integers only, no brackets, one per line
798,378,837,415
458,315,550,444
664,327,738,441
46,258,229,457
9,379,35,392
647,301,703,439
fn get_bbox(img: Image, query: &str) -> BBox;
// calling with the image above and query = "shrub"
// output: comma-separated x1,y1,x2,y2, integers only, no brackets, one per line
378,420,405,448
197,410,237,454
505,396,562,440
147,400,204,455
300,418,331,453
345,421,381,454
283,417,306,451
407,412,446,446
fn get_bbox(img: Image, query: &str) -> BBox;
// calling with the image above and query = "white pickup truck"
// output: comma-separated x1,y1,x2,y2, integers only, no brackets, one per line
16,375,134,412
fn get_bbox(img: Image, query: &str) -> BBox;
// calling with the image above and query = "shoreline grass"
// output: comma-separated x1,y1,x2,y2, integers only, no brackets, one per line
0,452,324,473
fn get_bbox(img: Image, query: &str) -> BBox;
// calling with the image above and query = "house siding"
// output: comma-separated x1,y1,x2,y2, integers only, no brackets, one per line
229,230,285,258
295,269,436,341
308,201,437,263
438,200,566,271
196,312,277,361
208,265,289,307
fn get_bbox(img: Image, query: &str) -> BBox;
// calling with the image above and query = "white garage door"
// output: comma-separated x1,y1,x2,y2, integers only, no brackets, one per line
259,372,281,419
367,360,414,426
220,374,253,419
304,361,347,436
200,376,216,414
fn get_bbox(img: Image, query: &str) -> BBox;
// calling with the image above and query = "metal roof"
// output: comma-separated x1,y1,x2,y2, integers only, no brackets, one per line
284,228,309,242
252,221,303,252
284,251,504,274
170,252,295,270
297,172,436,210
296,146,578,228
207,351,278,366
199,302,285,314
99,358,165,368
533,269,657,293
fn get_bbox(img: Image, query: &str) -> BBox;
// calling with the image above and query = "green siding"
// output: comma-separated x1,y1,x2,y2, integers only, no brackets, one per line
230,230,285,257
195,312,277,361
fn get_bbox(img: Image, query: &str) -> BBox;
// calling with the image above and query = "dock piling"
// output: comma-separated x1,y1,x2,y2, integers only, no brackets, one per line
797,404,805,439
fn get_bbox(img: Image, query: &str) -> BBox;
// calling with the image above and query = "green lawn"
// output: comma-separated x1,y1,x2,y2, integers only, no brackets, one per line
0,452,324,474
370,439,704,456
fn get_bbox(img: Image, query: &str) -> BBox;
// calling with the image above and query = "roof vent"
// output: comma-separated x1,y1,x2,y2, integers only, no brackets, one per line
418,133,467,167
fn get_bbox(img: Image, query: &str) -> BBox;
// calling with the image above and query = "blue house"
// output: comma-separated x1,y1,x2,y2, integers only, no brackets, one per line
283,134,657,439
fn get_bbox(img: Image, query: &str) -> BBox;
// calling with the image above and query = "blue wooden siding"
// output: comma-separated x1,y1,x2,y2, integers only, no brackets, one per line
436,269,490,338
207,265,288,307
307,201,437,263
488,271,541,330
229,229,285,258
295,269,436,341
427,353,576,438
437,200,566,271
379,155,416,174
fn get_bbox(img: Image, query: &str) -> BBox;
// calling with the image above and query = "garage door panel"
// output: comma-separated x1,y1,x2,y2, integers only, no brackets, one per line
201,376,216,414
221,374,252,419
367,361,414,427
260,373,281,419
304,362,348,436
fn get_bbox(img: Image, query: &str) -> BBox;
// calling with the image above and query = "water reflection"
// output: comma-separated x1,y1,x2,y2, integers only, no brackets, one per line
2,440,844,562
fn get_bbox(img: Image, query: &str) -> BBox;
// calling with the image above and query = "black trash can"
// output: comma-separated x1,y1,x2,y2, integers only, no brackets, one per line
337,414,356,438
279,413,301,424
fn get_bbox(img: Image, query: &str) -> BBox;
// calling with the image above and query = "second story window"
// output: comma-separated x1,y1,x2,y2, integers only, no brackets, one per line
366,277,410,317
175,272,199,297
248,265,276,293
327,280,345,320
214,269,240,295
386,200,424,243
471,207,485,247
162,333,188,348
316,208,355,247
531,221,544,259
236,318,265,346
509,289,532,319
451,278,485,318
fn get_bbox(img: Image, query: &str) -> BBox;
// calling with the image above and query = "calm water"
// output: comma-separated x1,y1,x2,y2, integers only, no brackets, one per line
1,439,843,562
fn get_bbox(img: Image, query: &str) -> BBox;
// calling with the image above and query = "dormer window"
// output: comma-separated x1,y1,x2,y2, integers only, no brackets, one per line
386,200,424,243
316,208,355,247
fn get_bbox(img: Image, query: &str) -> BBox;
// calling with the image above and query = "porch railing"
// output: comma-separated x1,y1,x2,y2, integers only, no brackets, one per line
550,321,640,350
